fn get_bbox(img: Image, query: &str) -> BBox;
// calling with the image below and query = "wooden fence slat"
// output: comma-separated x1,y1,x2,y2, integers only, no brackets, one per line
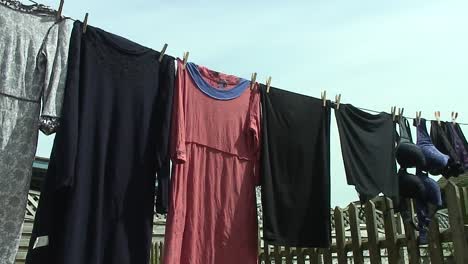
296,248,305,264
395,211,406,263
445,181,468,264
334,206,347,264
402,199,420,264
310,248,321,264
382,198,402,264
304,248,313,264
273,245,282,264
150,243,154,264
159,241,164,264
427,212,444,264
284,246,293,264
321,248,333,264
263,242,271,264
365,200,382,264
349,203,364,264
461,187,468,223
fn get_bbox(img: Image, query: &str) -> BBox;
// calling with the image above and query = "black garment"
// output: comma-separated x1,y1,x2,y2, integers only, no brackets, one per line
26,21,175,264
395,117,426,169
155,161,170,214
430,121,464,177
397,116,413,144
430,121,459,163
260,86,331,248
454,123,468,152
335,104,398,202
398,169,426,201
449,123,468,169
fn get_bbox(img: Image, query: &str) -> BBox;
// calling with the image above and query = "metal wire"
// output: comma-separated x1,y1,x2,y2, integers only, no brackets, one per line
354,106,468,126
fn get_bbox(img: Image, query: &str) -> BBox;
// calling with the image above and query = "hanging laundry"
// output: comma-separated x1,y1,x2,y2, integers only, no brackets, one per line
395,116,427,220
155,160,170,214
26,21,175,264
429,121,464,177
446,123,468,169
335,104,398,202
414,118,450,175
397,169,425,224
395,116,426,169
259,85,331,247
163,61,260,264
414,172,442,245
0,2,72,263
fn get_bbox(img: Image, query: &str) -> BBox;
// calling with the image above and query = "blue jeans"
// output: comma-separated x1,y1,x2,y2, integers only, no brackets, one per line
415,173,442,243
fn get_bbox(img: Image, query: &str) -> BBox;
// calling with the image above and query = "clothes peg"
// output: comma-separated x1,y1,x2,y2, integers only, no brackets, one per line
398,107,404,120
321,91,327,107
250,73,257,90
82,13,89,33
158,43,168,62
435,111,441,126
416,111,422,126
391,106,396,121
266,76,272,93
56,0,64,21
452,112,458,125
335,94,341,110
182,52,189,69
397,107,401,120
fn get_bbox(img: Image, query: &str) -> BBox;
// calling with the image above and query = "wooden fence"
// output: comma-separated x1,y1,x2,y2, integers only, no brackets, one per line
148,181,468,264
17,181,468,264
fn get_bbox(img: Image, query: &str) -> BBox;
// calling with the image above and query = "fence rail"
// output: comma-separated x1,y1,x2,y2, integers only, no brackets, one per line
16,181,468,264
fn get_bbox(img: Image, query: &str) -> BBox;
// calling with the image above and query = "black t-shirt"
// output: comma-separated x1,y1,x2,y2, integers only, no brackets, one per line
335,104,398,202
260,85,331,248
26,21,174,264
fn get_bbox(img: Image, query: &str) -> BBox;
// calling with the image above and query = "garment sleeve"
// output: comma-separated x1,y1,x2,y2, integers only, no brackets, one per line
154,56,175,214
248,85,261,185
170,60,187,163
36,19,73,135
154,56,175,169
53,20,81,189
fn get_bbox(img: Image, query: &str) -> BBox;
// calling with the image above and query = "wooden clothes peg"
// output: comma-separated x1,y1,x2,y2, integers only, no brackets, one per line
266,76,272,93
82,13,89,33
452,112,459,125
182,52,189,69
398,107,404,120
391,106,396,121
158,43,168,62
321,90,327,107
415,111,422,126
335,94,341,110
435,111,441,126
56,0,64,21
250,73,257,90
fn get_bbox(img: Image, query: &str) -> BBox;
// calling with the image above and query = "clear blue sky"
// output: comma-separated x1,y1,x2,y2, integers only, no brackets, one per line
36,0,468,206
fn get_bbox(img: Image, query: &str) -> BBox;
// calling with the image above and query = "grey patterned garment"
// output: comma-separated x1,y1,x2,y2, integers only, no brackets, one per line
0,1,72,263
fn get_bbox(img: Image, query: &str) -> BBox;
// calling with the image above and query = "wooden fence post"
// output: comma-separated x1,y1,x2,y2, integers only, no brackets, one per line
334,206,348,264
365,200,382,264
383,197,402,264
460,187,468,223
402,199,420,264
349,203,364,264
445,181,468,264
427,212,444,264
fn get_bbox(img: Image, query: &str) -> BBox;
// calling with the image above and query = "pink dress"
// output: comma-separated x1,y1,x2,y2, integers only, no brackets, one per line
163,60,260,264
